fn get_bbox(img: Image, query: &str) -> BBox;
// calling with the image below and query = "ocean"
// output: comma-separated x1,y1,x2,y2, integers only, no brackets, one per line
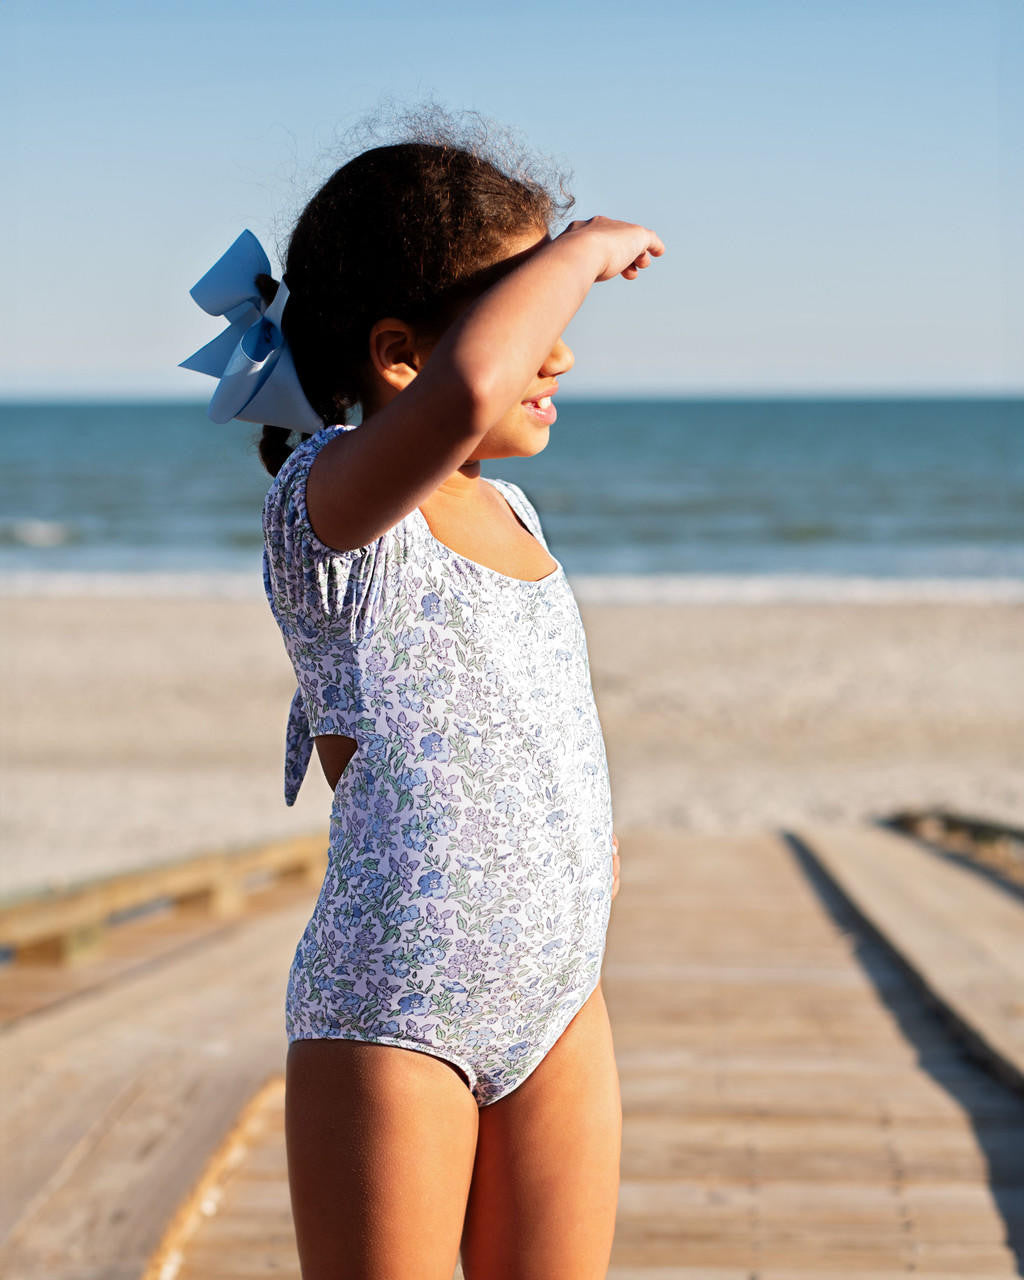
2,397,1022,602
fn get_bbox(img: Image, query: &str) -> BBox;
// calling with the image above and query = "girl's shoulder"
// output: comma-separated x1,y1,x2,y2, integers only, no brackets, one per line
262,425,396,624
263,425,349,541
264,424,426,645
263,424,399,567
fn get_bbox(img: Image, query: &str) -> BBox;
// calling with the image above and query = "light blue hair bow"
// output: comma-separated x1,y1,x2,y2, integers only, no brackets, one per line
179,229,323,432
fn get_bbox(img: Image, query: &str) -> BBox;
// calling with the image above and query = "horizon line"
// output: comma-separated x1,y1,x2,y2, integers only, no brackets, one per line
2,389,1023,407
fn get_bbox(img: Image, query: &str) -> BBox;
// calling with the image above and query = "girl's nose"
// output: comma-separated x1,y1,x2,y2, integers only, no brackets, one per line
541,336,574,378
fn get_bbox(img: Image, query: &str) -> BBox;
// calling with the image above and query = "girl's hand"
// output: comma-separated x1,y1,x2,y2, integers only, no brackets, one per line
558,216,666,283
611,832,620,900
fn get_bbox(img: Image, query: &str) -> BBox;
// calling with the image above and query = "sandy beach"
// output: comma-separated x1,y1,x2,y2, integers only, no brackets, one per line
2,593,1021,900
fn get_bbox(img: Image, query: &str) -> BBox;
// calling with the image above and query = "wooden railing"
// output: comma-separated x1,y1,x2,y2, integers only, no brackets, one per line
0,833,328,966
883,807,1024,889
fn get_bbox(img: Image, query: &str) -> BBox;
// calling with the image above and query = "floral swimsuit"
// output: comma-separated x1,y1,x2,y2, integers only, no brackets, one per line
262,424,615,1106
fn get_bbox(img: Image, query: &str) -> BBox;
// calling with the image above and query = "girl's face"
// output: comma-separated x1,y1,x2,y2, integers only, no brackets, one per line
362,225,575,459
462,225,575,463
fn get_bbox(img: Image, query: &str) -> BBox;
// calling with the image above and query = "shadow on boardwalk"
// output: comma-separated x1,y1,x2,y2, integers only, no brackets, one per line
785,829,1024,1275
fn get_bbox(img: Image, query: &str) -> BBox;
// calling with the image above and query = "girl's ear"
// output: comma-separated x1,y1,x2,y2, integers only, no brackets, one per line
367,318,429,393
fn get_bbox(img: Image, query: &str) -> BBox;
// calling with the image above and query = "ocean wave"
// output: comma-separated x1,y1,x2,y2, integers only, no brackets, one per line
0,518,77,549
1,570,1021,604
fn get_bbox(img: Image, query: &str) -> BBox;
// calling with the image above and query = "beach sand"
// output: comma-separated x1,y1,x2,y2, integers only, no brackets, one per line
2,594,1020,900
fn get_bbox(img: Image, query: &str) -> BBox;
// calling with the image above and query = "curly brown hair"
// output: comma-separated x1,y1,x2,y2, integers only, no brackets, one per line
256,103,574,476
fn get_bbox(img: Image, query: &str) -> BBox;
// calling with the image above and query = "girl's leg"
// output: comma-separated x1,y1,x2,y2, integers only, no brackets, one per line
285,1038,480,1280
459,981,622,1280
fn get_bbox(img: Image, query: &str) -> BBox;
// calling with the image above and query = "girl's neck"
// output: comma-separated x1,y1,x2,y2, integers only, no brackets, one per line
428,461,483,503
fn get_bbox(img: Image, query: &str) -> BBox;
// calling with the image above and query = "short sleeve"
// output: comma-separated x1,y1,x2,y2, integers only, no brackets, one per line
261,427,403,804
262,427,366,624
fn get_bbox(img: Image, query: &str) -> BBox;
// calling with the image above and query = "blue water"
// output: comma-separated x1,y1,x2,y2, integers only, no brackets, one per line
1,398,1021,585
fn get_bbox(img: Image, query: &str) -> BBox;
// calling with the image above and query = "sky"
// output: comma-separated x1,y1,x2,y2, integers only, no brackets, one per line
3,0,1021,399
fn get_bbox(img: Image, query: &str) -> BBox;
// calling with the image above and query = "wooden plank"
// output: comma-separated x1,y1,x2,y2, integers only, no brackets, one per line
794,821,1024,1090
0,895,312,1279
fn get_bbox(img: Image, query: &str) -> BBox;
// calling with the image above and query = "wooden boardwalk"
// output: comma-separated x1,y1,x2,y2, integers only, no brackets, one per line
3,827,1023,1278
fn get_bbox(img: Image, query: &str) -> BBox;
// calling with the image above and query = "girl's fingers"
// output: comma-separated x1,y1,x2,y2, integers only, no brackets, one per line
623,249,654,279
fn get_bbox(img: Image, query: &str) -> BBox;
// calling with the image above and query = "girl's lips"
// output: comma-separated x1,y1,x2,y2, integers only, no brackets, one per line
522,395,557,425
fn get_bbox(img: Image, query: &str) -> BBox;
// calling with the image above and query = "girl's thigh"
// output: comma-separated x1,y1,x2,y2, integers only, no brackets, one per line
459,980,622,1280
285,1037,480,1280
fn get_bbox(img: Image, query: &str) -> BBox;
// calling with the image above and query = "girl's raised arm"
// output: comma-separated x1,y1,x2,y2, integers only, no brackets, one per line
304,218,664,553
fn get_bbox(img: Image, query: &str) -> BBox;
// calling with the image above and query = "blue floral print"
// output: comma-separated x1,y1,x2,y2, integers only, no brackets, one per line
261,424,615,1106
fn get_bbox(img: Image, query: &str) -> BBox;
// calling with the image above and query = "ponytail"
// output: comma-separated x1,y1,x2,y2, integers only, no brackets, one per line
254,271,315,476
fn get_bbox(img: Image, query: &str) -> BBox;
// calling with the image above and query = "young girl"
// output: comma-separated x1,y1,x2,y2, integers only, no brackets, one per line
181,116,663,1280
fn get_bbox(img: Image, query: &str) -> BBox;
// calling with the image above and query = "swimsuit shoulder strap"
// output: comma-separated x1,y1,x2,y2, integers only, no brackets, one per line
485,477,550,550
